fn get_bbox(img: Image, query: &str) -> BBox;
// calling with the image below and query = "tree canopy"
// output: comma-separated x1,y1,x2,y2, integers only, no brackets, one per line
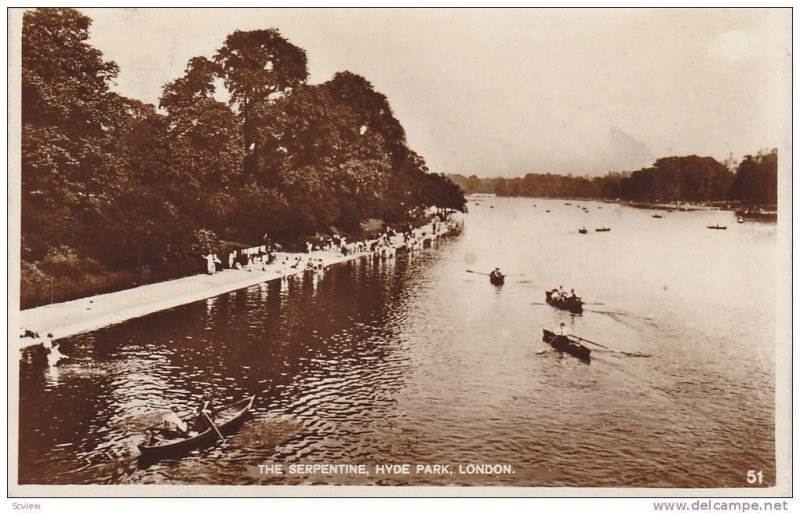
20,8,465,290
450,152,777,206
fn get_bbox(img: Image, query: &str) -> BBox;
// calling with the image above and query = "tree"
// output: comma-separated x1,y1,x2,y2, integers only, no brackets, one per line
22,8,119,132
729,149,778,205
215,29,308,174
22,8,123,260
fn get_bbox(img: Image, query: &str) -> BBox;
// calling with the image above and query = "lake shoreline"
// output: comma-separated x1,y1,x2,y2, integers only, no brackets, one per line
18,216,463,351
468,194,778,219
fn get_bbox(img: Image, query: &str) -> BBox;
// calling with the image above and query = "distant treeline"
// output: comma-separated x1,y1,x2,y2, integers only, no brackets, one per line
448,151,777,205
21,9,465,304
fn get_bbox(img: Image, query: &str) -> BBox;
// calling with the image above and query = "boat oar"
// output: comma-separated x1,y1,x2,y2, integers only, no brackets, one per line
202,411,225,443
568,335,652,358
466,270,490,276
567,334,611,350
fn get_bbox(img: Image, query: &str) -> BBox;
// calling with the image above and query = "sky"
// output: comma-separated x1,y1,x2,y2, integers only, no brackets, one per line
78,7,790,178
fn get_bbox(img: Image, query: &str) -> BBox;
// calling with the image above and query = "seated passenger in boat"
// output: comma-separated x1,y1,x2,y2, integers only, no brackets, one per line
148,411,189,443
557,322,570,337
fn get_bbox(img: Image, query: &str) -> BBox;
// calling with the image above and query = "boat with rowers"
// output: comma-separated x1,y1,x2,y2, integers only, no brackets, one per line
707,224,727,230
578,227,588,234
595,227,611,232
138,395,255,460
542,329,591,362
489,268,505,286
545,289,584,314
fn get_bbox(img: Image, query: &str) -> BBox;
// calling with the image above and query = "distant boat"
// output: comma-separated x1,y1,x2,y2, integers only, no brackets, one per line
545,291,584,314
565,202,572,205
652,214,663,219
489,271,505,286
578,227,588,234
737,217,744,224
546,210,550,213
707,224,727,230
667,210,673,213
595,227,611,232
542,329,591,362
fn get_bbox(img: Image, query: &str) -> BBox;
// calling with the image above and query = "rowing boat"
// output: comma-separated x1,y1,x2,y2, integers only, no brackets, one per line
706,224,727,230
542,329,591,361
545,290,583,314
489,273,505,286
138,395,255,460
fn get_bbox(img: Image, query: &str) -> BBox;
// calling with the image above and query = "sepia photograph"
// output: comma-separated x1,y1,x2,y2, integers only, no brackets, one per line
6,5,792,502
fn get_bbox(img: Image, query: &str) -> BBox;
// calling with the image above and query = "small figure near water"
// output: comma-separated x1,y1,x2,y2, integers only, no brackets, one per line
203,253,221,275
43,339,67,366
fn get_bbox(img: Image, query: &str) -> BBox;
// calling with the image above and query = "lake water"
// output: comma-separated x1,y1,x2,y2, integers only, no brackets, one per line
18,197,778,487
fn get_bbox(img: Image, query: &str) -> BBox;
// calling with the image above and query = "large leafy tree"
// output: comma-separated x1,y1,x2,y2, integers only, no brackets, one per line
21,8,123,260
215,29,308,174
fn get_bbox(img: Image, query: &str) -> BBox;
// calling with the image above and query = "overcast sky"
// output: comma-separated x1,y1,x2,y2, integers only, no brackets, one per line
79,8,790,177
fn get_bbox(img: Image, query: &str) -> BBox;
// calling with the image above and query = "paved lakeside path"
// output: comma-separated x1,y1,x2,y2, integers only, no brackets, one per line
18,217,462,351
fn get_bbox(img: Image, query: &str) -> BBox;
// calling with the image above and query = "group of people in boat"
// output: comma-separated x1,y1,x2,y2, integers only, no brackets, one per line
548,285,580,303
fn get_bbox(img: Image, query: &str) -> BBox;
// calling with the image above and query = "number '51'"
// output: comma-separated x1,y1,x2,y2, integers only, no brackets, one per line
747,470,763,484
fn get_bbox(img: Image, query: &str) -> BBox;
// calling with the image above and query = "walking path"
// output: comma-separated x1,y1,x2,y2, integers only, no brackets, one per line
17,217,462,351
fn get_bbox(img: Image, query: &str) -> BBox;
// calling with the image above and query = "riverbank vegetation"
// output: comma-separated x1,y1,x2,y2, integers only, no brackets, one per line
20,8,465,307
449,150,778,206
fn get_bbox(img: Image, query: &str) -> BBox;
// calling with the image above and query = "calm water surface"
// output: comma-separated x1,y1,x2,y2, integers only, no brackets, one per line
19,198,777,487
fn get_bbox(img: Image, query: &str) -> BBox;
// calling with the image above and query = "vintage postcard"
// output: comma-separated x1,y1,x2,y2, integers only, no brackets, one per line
6,6,792,504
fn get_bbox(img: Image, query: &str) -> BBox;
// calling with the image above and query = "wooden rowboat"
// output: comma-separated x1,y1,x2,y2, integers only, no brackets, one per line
489,272,505,286
542,329,591,362
707,224,727,230
545,290,583,314
138,395,255,460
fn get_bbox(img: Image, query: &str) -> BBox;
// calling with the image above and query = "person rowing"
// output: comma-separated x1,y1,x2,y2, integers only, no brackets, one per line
557,322,570,337
189,399,216,435
489,268,504,280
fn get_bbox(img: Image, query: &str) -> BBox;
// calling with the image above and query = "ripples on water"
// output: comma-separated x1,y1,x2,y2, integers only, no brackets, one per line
19,198,777,487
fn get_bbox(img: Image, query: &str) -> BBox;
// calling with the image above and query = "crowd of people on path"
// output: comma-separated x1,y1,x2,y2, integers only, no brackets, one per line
198,211,464,279
203,244,277,275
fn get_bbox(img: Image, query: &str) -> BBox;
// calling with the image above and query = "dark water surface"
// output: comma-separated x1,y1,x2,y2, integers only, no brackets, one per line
19,198,777,487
